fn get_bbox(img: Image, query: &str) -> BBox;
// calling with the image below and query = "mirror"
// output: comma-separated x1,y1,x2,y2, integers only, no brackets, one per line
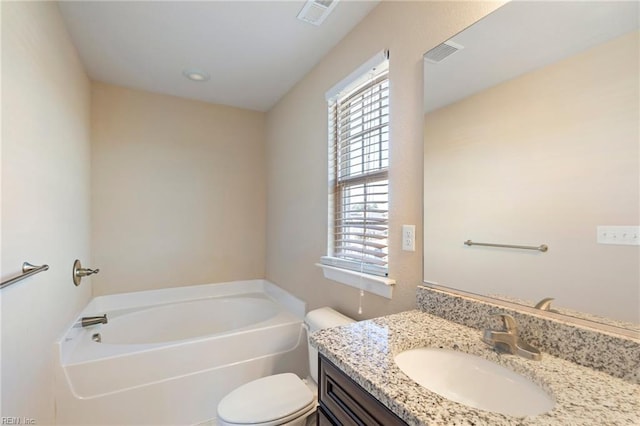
422,1,639,331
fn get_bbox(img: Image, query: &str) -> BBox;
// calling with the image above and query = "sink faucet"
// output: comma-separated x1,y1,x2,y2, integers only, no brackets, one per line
534,297,557,312
482,313,541,361
80,314,108,327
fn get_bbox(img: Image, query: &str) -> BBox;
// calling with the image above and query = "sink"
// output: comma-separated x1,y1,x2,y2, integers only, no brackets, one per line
394,348,554,417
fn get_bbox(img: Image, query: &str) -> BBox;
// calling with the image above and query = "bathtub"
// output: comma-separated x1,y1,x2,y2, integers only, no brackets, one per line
54,280,307,425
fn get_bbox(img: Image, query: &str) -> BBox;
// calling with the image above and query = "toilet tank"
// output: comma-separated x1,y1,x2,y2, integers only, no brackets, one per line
304,307,354,383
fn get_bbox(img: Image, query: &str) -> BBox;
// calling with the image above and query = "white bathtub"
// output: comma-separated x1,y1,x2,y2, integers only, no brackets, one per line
54,280,307,425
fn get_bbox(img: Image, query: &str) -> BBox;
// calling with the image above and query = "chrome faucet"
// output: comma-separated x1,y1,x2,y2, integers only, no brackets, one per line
534,297,557,312
80,314,108,327
482,313,541,361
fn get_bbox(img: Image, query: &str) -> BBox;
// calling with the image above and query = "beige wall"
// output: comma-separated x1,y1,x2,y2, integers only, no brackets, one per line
265,1,505,319
424,31,639,323
1,2,92,422
91,83,266,295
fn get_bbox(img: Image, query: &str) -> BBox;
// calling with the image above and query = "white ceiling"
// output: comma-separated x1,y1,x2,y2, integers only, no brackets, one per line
424,0,640,113
58,0,379,112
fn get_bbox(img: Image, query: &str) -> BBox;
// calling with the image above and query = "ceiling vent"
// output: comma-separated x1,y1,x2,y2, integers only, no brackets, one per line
424,40,464,64
297,0,339,26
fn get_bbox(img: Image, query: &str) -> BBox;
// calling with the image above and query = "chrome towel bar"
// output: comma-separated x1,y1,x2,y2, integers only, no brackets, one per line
464,240,548,252
0,262,50,289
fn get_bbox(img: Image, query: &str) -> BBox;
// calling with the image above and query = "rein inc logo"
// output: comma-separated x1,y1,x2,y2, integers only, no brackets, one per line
1,418,35,425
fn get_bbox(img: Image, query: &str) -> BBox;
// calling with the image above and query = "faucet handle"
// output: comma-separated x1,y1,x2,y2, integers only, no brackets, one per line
73,259,100,286
490,313,518,333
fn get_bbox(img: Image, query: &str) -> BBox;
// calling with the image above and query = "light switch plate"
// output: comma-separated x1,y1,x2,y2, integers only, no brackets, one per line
597,226,640,246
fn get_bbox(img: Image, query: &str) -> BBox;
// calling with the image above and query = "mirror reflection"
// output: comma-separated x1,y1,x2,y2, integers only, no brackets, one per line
422,1,639,330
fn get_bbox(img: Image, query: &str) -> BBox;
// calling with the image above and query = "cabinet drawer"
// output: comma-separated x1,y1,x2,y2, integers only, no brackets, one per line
318,354,407,426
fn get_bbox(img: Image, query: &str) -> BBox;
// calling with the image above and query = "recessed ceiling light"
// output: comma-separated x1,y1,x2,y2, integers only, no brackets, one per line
182,69,210,82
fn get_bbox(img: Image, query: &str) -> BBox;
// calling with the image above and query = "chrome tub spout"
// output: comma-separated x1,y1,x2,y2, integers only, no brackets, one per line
81,314,108,327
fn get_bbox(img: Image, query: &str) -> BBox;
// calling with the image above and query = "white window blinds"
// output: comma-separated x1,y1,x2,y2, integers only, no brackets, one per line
324,55,389,277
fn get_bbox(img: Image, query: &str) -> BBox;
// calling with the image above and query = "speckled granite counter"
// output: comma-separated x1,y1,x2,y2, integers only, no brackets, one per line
417,286,640,383
310,310,640,425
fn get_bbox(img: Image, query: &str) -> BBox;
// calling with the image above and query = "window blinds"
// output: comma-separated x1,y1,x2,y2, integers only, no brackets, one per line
326,67,389,277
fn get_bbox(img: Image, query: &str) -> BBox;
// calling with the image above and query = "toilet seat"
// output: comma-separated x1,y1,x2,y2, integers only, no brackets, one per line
217,373,316,426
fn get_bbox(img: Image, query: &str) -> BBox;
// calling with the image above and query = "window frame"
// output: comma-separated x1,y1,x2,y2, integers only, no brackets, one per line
324,60,390,278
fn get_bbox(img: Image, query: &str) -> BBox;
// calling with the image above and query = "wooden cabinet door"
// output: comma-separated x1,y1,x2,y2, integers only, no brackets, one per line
318,355,407,426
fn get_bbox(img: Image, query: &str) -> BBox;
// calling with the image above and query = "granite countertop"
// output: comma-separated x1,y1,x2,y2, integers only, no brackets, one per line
310,310,640,425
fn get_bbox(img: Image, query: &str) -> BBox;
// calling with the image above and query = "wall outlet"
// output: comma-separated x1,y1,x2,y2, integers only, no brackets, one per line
402,225,416,251
597,226,640,246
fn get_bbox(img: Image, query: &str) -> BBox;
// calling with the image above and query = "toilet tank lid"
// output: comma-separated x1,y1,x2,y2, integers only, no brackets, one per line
304,307,354,332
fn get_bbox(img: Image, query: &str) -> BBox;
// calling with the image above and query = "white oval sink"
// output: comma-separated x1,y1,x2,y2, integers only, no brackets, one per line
394,348,554,417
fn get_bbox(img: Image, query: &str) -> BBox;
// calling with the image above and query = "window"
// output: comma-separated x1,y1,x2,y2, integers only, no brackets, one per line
322,53,389,278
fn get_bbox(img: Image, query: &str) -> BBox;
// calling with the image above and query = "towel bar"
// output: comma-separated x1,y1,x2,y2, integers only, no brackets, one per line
464,240,548,252
0,262,49,289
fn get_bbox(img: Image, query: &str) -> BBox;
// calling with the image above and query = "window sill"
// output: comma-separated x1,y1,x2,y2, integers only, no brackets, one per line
315,263,395,299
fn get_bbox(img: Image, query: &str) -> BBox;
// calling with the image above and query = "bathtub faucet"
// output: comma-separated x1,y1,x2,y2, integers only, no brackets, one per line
81,314,108,327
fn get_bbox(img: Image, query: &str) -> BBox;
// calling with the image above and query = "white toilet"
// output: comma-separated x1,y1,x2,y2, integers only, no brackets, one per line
216,307,355,426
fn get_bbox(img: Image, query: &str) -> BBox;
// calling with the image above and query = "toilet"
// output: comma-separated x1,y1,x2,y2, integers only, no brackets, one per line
216,307,355,426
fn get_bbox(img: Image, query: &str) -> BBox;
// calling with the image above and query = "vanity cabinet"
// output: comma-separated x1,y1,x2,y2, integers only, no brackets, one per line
317,354,407,426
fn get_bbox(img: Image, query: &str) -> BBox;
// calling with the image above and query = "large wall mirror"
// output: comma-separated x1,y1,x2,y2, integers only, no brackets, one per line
422,1,639,331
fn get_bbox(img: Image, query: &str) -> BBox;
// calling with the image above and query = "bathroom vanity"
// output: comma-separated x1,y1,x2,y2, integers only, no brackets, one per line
311,293,640,425
318,354,405,425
